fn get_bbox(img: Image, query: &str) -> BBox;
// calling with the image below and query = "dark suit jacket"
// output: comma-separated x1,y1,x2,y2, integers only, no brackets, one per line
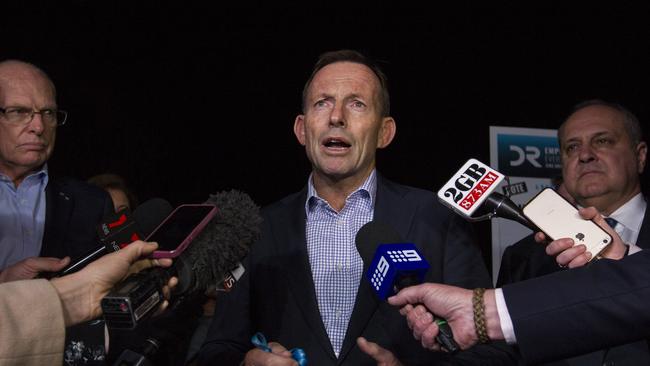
40,177,113,365
497,202,650,365
503,248,650,365
41,177,113,259
199,175,518,365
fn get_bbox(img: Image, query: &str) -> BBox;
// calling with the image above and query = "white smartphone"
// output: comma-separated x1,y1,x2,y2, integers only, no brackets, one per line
522,187,612,261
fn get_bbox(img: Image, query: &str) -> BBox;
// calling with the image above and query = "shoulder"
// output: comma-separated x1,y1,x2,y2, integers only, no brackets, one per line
378,176,455,220
260,188,306,217
49,176,110,200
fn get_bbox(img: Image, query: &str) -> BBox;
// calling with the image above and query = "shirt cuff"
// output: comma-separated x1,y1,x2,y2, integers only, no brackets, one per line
628,243,642,255
494,288,517,344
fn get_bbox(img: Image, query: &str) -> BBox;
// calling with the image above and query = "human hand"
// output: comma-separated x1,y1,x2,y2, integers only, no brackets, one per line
357,337,403,366
545,207,627,268
243,342,298,366
51,241,175,326
0,256,70,283
388,283,492,351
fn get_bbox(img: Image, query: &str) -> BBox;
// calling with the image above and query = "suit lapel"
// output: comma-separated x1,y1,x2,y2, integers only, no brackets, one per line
279,190,337,359
636,203,650,249
41,180,75,258
338,175,415,361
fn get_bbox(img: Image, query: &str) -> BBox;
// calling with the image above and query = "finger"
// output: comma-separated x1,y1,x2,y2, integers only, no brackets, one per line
406,306,433,340
268,342,293,358
413,310,435,341
152,258,173,268
162,284,170,300
577,206,599,221
399,303,414,317
534,231,547,243
55,256,71,269
121,241,159,263
388,284,430,307
357,337,397,363
152,300,169,317
27,256,71,272
545,238,575,256
245,348,297,366
589,210,617,236
420,322,442,350
567,252,592,268
555,244,587,267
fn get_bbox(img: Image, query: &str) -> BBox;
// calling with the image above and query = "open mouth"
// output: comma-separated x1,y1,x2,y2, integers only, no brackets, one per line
323,137,351,148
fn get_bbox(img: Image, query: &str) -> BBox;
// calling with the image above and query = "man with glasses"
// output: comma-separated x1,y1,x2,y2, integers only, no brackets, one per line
0,60,113,365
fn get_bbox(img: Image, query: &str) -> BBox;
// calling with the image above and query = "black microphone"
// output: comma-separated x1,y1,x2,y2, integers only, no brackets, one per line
102,189,261,330
476,192,538,231
356,221,460,354
437,158,537,230
54,198,173,277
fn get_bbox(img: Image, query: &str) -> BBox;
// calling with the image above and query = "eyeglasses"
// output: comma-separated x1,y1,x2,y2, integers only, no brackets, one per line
0,106,67,126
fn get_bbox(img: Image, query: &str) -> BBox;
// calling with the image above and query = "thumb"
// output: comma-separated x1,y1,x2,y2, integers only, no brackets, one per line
357,337,400,365
120,241,159,262
387,284,425,307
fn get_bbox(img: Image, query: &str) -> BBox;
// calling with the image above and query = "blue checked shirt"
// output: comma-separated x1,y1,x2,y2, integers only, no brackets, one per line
305,170,376,357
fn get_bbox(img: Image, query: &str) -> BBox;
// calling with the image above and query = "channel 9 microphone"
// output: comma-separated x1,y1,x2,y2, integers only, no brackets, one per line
101,189,262,330
53,198,174,277
356,221,460,354
437,158,537,231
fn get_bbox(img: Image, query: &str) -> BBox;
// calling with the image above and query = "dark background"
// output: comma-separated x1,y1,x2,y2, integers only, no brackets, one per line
3,2,650,273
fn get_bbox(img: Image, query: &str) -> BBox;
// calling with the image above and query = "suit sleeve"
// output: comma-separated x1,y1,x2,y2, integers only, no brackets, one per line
0,279,65,365
441,214,492,289
197,244,255,365
503,250,650,364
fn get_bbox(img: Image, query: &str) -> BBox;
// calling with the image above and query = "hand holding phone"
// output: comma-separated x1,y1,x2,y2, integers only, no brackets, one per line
523,188,612,262
146,204,218,258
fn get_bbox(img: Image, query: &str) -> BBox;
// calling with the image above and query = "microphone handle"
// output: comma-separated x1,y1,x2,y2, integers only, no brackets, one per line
434,318,460,353
395,274,460,353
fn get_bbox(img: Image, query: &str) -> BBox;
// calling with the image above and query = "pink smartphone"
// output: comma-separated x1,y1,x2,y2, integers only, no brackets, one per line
146,204,218,259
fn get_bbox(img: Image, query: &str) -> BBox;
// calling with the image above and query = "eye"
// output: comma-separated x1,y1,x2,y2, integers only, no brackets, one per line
314,99,331,109
6,107,31,116
595,137,612,146
351,100,366,109
41,109,55,116
565,143,579,154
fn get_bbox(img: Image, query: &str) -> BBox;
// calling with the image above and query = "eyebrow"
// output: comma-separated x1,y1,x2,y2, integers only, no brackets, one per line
564,130,614,143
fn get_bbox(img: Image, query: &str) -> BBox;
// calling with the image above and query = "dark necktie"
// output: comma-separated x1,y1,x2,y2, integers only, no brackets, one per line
604,217,618,230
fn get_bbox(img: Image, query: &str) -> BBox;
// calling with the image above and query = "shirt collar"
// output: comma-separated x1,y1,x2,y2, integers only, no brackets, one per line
608,192,646,234
0,164,48,188
305,169,377,215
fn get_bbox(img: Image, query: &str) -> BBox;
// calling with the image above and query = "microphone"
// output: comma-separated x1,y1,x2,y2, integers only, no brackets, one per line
437,158,537,231
102,189,261,330
54,198,173,277
356,221,460,354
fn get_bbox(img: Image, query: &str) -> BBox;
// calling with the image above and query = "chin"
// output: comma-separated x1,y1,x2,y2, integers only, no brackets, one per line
577,185,609,200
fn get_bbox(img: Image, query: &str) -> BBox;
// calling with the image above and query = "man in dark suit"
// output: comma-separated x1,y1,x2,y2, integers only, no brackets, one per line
497,100,648,365
198,50,517,365
0,60,113,365
388,212,650,365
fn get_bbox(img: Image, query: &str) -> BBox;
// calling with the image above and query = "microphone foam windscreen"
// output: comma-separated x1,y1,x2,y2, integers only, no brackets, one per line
184,190,262,291
355,220,403,264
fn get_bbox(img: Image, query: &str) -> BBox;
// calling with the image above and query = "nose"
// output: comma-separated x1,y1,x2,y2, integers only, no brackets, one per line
27,113,45,135
329,103,346,128
578,144,596,163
